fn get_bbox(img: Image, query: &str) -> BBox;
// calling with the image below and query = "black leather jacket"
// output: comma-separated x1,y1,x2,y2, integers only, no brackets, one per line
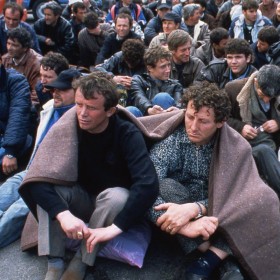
130,73,183,115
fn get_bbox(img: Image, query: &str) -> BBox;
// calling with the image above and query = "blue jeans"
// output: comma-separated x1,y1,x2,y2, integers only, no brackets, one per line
126,92,176,117
0,170,29,248
0,135,33,164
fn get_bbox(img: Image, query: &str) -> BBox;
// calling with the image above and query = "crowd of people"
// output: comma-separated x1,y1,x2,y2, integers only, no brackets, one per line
1,0,280,279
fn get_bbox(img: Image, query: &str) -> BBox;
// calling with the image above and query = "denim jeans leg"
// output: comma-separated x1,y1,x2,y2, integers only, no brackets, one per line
0,170,27,211
152,92,175,110
0,197,29,248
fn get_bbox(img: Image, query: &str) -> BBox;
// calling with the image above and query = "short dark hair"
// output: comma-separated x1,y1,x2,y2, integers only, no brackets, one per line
257,65,280,98
84,12,99,29
225,38,253,61
72,73,119,111
41,52,69,75
122,39,145,67
43,1,62,16
72,2,86,13
115,13,133,27
257,26,280,45
119,7,131,15
144,46,172,67
242,0,258,11
3,2,23,19
182,81,231,123
167,29,192,51
210,27,229,45
7,27,32,49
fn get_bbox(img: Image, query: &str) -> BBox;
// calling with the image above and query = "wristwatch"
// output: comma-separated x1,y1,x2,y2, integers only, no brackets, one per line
5,154,14,159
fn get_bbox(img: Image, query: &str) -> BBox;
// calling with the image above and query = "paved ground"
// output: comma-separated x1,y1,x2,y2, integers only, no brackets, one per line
0,227,191,280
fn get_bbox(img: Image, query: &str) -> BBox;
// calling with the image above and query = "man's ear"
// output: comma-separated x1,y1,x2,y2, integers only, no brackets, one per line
216,121,225,128
106,107,117,117
246,54,252,63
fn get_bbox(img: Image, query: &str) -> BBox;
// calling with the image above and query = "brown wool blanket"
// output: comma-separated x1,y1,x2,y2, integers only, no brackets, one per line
20,107,280,280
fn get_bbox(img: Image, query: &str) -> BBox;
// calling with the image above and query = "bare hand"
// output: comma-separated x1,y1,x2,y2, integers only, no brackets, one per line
86,224,122,253
178,216,218,240
241,124,258,139
147,105,164,115
45,38,55,46
155,203,199,234
56,210,89,239
113,76,132,89
2,156,18,175
262,120,279,133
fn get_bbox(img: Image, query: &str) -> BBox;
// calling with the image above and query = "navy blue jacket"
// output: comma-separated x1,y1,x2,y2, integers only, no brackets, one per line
0,65,31,156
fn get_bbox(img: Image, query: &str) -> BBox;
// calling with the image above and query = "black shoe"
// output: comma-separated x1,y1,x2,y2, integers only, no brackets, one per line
185,272,209,280
219,258,244,280
185,258,210,280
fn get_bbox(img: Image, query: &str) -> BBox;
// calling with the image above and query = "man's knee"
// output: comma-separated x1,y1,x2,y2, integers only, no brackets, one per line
252,144,278,165
96,187,129,212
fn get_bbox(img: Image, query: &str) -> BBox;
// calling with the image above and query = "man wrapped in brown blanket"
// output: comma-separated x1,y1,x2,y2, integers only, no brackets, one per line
20,82,280,280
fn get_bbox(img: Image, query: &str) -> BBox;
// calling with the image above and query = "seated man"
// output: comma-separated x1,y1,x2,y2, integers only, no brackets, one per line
148,81,280,280
34,1,74,60
0,59,32,179
78,12,109,69
144,0,172,45
196,38,257,88
251,26,279,69
19,74,159,280
229,0,272,44
183,4,210,49
226,64,280,197
193,27,229,66
95,39,146,93
36,52,69,108
0,69,81,248
128,46,183,117
149,11,181,48
96,13,141,64
168,29,205,89
2,27,42,105
0,2,41,56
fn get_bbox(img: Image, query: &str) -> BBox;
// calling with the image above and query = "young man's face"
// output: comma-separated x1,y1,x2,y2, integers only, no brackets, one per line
185,100,223,146
226,53,251,76
257,39,270,53
7,38,27,59
162,20,179,35
40,66,57,88
213,38,229,53
243,8,257,24
147,58,171,80
44,8,59,26
172,41,192,64
52,88,75,108
4,8,21,29
74,8,87,22
115,17,131,39
75,89,115,134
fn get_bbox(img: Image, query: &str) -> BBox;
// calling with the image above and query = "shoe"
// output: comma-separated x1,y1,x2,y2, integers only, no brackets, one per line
185,257,210,280
185,272,209,280
219,258,244,280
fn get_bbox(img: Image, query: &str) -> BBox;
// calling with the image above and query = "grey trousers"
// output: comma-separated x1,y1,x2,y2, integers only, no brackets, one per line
37,185,129,266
